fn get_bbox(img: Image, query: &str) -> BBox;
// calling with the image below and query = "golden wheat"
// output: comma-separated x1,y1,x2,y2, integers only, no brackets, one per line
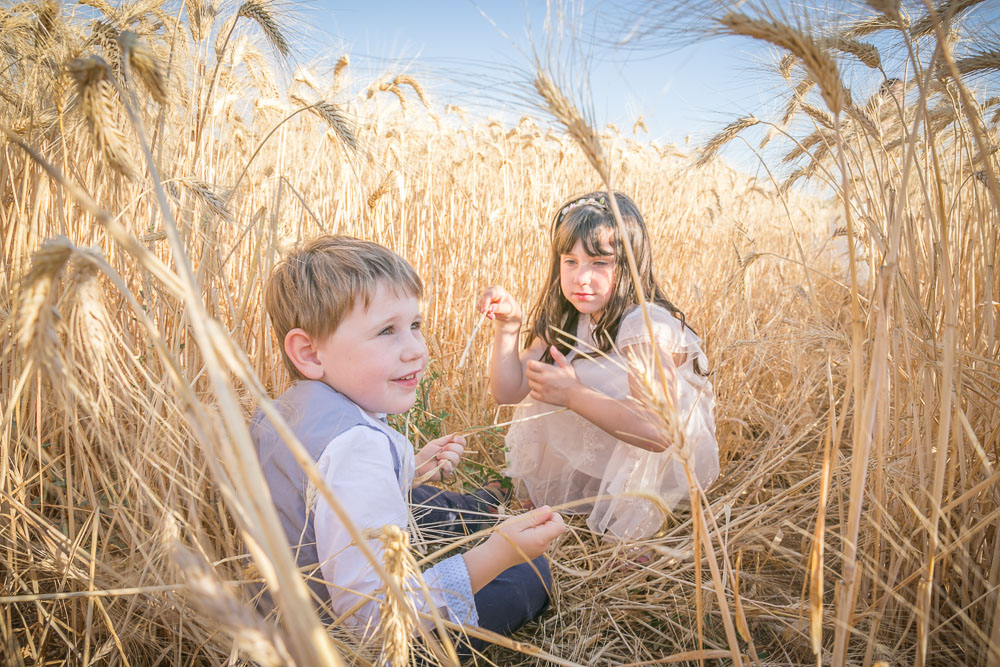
3,1,999,665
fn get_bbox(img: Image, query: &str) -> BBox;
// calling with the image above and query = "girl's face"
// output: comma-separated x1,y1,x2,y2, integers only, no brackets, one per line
559,233,616,316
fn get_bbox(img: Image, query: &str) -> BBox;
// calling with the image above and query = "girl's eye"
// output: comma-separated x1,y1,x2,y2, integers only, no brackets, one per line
411,320,422,331
378,326,394,336
562,257,576,266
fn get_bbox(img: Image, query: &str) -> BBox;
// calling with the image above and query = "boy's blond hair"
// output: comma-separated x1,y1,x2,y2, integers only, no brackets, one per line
264,235,423,380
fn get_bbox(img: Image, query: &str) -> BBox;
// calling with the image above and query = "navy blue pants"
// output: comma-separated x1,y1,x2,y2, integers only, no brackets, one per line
410,485,552,663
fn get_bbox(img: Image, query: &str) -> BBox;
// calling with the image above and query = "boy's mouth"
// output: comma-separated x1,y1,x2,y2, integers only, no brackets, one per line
392,371,421,386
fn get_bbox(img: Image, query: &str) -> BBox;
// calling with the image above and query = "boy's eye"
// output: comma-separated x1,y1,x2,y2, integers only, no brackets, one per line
411,320,422,331
378,326,394,336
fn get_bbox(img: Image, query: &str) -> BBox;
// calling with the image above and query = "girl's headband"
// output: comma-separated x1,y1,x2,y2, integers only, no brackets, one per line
557,195,608,223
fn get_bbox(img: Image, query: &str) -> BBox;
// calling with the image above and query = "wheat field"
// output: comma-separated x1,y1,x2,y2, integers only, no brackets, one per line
2,1,998,665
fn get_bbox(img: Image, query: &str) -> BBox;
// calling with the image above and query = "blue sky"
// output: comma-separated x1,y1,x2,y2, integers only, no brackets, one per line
295,1,1000,174
303,2,774,152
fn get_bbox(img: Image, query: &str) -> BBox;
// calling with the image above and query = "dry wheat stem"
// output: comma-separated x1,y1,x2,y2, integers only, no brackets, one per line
456,309,489,369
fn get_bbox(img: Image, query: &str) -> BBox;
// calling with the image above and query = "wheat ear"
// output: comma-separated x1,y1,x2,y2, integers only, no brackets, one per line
117,30,167,105
949,50,1000,77
719,12,845,114
333,54,350,90
237,0,289,57
164,520,293,667
290,94,358,150
698,115,760,166
820,35,882,69
67,55,137,179
377,525,416,667
393,74,428,108
910,0,986,38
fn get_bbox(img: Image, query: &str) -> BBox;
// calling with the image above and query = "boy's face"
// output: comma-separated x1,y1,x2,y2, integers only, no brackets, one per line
314,284,427,415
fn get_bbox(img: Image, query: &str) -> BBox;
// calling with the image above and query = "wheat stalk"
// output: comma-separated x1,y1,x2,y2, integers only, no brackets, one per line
863,0,901,18
16,237,74,360
457,309,489,369
780,77,816,126
367,76,409,112
802,103,835,130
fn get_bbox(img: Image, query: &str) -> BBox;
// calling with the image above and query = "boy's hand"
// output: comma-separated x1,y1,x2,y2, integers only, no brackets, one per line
463,505,565,591
414,434,465,481
525,346,582,408
476,286,522,331
488,505,566,567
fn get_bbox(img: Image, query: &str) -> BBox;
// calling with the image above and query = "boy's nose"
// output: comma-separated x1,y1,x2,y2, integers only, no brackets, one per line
401,333,427,361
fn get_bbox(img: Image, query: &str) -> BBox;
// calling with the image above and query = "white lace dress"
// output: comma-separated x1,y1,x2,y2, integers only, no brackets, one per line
504,304,720,540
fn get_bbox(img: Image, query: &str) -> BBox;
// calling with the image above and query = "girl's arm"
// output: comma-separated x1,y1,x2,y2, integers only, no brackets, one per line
477,286,546,405
525,344,685,452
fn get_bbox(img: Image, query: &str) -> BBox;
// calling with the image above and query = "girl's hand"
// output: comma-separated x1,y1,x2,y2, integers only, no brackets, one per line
476,286,522,331
414,434,465,481
525,346,582,408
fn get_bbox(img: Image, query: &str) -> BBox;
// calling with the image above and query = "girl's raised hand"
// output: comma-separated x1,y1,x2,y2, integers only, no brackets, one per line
476,286,522,329
525,346,582,408
414,434,465,481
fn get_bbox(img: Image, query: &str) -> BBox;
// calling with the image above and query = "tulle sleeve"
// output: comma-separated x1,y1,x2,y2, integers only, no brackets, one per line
617,304,708,375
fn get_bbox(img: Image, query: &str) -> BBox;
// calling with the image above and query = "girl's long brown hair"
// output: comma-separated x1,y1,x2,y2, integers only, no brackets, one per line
525,191,693,365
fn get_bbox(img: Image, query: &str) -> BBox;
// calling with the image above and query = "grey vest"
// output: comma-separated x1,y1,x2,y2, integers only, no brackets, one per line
250,381,406,606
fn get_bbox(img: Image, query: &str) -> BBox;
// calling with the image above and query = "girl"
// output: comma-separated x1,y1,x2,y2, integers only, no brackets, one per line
476,192,719,540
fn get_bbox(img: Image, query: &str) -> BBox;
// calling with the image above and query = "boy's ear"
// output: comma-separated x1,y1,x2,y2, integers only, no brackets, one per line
284,328,325,380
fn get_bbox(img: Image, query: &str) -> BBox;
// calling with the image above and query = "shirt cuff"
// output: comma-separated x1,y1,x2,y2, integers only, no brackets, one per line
423,554,479,627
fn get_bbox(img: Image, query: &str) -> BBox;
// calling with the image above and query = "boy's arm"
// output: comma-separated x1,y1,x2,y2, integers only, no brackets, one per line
461,506,566,592
313,427,478,628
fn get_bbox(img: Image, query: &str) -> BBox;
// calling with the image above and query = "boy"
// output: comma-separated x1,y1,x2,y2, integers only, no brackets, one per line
250,235,564,657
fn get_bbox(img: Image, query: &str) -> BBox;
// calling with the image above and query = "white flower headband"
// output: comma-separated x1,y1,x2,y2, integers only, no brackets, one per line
557,196,608,223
